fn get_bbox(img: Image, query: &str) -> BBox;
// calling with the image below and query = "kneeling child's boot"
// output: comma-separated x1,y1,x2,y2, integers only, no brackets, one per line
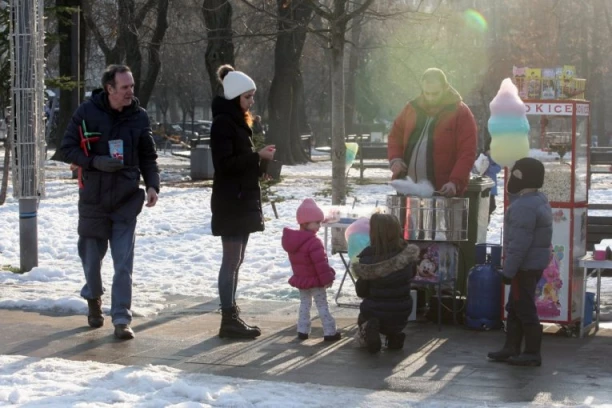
219,307,261,339
488,320,523,362
386,332,406,350
363,318,381,354
507,324,542,367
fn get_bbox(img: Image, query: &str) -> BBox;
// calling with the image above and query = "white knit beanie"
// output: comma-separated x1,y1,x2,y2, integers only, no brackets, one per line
223,71,256,100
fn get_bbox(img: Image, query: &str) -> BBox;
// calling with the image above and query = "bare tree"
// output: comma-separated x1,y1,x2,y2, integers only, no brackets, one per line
84,0,169,108
310,0,375,204
264,0,314,165
50,0,86,161
202,0,235,97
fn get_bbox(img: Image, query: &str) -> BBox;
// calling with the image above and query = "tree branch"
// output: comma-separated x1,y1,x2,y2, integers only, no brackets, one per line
135,0,158,29
82,1,112,59
341,0,375,24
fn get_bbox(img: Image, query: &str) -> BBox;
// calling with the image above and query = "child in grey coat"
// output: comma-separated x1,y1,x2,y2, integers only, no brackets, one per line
488,157,552,367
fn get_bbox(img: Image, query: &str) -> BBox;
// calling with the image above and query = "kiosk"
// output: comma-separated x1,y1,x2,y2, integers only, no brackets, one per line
504,100,591,335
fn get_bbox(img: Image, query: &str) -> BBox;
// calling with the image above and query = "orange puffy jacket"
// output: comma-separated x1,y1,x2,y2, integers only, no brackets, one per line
387,89,478,195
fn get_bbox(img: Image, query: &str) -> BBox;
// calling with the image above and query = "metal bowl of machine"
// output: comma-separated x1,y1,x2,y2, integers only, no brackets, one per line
386,194,469,241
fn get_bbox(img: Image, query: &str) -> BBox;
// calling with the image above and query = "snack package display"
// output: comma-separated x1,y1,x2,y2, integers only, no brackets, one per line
526,68,541,99
512,66,528,99
541,68,556,99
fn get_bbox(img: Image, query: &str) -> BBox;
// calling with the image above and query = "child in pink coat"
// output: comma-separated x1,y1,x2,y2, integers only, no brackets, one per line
282,198,341,341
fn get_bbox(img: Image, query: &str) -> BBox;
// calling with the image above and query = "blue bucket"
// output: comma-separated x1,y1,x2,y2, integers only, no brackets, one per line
583,292,595,327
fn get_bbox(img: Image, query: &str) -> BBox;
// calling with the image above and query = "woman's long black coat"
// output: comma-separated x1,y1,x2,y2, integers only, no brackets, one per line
210,96,266,236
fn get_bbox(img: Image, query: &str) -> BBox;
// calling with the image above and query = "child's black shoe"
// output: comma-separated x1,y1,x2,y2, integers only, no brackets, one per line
324,332,341,342
297,332,309,340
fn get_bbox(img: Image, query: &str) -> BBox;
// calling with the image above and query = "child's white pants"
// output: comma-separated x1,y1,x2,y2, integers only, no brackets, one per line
297,287,337,336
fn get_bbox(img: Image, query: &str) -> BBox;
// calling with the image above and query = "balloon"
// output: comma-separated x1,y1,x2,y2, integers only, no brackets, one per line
488,78,531,167
345,142,359,169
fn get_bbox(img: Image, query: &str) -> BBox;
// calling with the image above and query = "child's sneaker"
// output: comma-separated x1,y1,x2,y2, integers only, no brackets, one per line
364,318,381,354
297,332,309,340
324,332,341,342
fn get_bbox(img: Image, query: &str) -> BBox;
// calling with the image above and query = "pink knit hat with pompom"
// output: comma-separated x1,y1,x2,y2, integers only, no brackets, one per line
296,198,324,225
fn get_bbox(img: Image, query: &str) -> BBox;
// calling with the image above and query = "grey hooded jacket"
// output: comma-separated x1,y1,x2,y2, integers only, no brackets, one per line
502,191,552,279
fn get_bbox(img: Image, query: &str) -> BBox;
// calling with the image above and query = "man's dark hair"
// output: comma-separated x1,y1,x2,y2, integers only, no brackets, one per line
101,65,132,91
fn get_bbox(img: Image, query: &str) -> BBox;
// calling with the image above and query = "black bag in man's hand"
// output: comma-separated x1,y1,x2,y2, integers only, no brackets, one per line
92,156,124,172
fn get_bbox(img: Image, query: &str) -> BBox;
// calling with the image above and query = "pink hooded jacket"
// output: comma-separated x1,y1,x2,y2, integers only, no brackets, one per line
282,227,336,289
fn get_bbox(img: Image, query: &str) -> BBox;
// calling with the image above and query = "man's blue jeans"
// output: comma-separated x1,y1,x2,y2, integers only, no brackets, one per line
218,234,249,309
78,219,137,325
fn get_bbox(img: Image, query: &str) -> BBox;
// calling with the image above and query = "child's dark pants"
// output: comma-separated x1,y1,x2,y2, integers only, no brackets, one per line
506,269,543,326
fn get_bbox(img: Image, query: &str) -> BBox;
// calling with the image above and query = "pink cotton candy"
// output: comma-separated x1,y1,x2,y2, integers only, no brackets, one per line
489,78,527,117
345,217,370,240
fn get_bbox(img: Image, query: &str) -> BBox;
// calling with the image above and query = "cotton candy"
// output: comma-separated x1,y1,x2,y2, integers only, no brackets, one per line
488,78,530,167
344,217,371,277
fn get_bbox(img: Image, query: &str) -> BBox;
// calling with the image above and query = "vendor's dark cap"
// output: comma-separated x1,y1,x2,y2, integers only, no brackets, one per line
507,157,545,194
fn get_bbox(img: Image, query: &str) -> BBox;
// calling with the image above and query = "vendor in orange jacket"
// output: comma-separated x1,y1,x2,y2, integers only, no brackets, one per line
388,68,478,197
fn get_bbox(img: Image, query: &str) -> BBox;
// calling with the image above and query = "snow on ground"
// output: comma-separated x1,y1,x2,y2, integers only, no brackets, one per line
0,148,611,407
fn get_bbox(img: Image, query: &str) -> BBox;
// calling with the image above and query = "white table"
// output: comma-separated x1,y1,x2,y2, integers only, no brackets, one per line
577,253,611,337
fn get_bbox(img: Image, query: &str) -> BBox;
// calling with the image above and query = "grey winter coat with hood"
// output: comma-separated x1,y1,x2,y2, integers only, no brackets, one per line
502,191,552,279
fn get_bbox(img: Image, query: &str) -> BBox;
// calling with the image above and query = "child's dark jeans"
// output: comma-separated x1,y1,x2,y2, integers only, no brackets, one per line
505,269,544,326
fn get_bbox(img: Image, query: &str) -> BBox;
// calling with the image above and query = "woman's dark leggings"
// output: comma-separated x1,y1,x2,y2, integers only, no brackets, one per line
218,234,249,309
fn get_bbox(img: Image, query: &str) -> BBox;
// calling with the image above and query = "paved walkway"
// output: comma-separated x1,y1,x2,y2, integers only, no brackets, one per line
1,297,611,406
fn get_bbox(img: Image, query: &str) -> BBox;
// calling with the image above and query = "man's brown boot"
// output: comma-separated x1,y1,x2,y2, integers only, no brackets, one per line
87,298,104,328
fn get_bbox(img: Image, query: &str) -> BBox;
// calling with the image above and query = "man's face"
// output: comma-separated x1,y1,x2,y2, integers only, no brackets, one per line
107,71,134,109
421,80,446,106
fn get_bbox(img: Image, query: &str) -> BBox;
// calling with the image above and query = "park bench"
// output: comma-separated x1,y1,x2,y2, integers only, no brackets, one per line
588,147,612,186
301,134,313,160
355,142,389,180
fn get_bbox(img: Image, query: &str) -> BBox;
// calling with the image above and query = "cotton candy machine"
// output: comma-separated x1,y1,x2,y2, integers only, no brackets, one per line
386,195,469,241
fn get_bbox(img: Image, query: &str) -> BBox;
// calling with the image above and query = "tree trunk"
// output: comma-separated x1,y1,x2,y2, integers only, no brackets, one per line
51,0,82,162
138,0,169,108
202,0,235,97
330,24,347,205
344,13,363,133
122,0,143,97
0,137,9,205
84,0,168,109
590,1,606,144
266,0,313,165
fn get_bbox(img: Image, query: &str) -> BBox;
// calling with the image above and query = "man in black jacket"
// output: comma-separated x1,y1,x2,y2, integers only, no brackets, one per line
61,65,160,340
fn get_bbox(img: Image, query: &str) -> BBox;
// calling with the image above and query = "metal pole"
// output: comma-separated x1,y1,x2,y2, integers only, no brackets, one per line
10,0,45,272
19,198,38,271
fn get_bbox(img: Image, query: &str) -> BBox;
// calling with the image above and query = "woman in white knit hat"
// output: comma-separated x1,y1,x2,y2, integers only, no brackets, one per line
210,64,276,339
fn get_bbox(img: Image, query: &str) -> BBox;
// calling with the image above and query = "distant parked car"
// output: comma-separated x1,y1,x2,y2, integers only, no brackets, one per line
183,120,211,136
